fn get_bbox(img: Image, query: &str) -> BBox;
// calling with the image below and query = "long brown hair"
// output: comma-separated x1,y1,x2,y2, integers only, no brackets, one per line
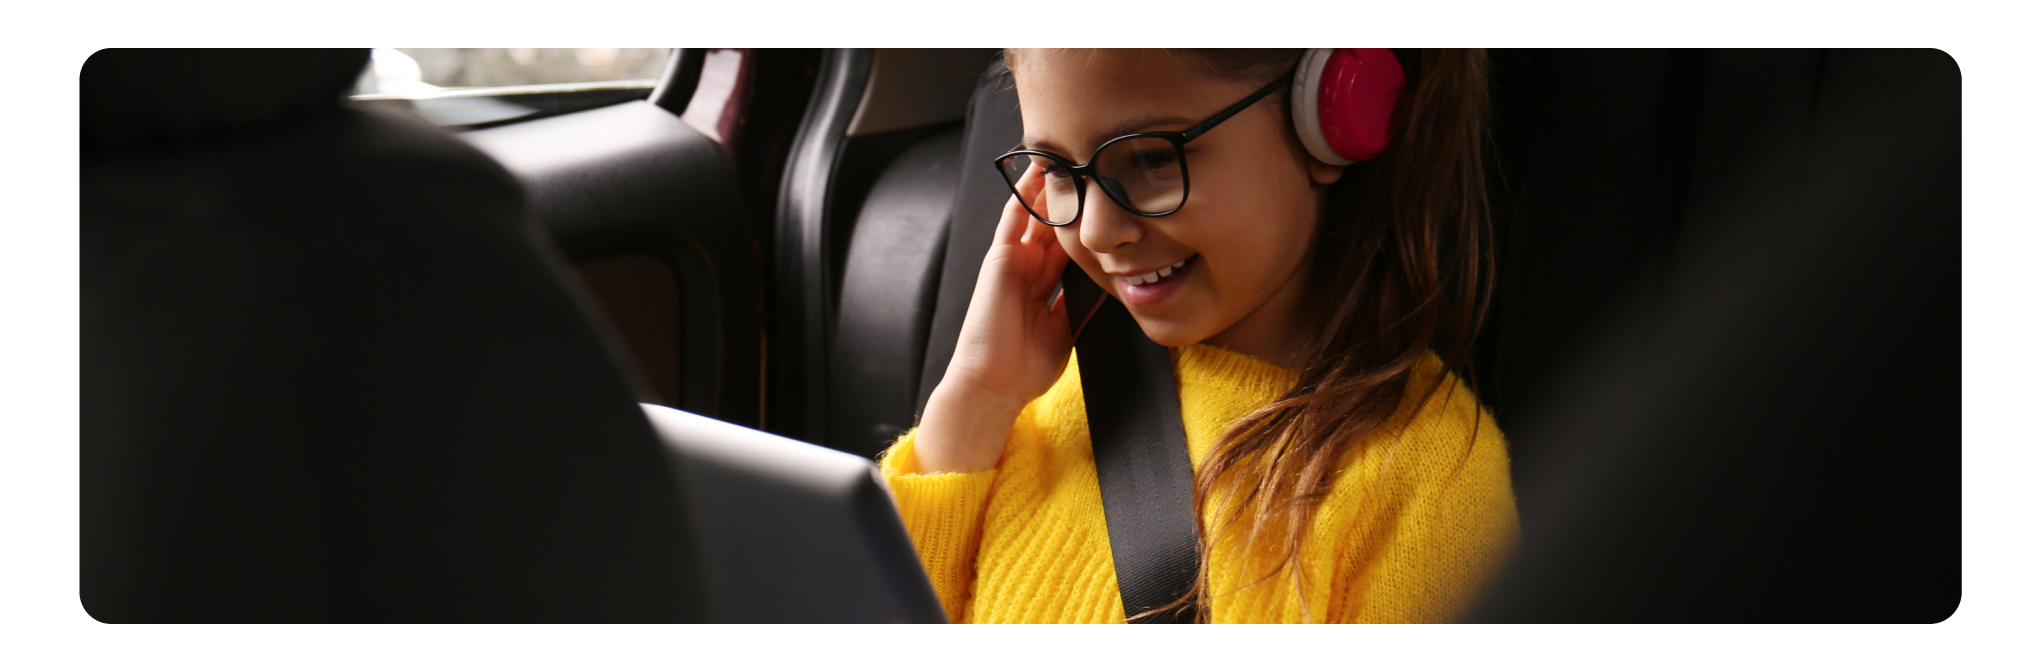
1156,48,1497,622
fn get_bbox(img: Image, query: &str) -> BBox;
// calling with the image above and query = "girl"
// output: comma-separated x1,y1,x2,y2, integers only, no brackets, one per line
880,48,1516,624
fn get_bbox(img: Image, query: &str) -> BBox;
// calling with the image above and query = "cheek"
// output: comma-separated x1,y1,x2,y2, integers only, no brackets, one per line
1196,228,1301,308
1176,183,1317,300
1055,228,1104,284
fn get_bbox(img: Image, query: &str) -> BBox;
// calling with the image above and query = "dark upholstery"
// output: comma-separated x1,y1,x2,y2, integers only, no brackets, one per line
827,127,963,457
1470,49,1959,623
916,59,1024,418
80,49,704,622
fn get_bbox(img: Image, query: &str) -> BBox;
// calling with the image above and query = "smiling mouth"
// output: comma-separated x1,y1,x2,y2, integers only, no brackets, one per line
1123,256,1194,286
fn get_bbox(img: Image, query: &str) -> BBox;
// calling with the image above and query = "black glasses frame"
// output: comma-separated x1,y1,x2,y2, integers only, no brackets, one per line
994,72,1296,227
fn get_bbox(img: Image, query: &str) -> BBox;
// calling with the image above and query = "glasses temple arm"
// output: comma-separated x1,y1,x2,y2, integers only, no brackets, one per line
1180,72,1295,143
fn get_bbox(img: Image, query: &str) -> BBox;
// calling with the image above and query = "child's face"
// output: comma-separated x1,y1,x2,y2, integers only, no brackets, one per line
1011,49,1343,354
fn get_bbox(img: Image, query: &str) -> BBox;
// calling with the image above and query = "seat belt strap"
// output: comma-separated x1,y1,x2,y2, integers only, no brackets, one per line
1061,264,1200,624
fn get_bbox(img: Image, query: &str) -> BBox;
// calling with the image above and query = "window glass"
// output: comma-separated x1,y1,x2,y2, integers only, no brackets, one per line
356,48,671,95
350,48,672,128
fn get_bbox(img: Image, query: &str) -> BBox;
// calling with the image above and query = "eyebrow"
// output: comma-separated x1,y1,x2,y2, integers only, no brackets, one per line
1019,114,1197,160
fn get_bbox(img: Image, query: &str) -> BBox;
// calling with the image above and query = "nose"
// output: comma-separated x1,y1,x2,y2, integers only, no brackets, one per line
1076,178,1144,255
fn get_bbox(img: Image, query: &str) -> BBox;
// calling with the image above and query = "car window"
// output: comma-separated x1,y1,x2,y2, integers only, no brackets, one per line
351,48,671,129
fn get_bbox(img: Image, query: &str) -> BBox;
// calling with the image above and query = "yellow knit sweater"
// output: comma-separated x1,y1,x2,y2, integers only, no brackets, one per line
878,344,1518,624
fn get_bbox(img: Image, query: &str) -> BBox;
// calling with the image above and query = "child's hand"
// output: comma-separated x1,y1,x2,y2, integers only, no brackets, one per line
948,165,1074,411
913,165,1073,473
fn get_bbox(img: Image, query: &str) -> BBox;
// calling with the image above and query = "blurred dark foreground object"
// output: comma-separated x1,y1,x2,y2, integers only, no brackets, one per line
1467,49,1959,623
80,48,707,622
80,48,947,624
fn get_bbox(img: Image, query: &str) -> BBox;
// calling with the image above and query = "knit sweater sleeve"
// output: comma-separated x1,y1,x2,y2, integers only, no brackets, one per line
876,426,1001,623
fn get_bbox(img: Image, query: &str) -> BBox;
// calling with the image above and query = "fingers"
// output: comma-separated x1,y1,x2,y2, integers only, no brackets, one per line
1020,167,1056,244
996,165,1045,247
1019,209,1050,246
1016,223,1066,304
992,194,1030,248
1017,163,1048,214
984,163,1070,305
1030,236,1071,304
1017,161,1047,201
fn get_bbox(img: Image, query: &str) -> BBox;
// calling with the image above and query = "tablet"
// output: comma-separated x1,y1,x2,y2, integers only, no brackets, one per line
640,403,946,623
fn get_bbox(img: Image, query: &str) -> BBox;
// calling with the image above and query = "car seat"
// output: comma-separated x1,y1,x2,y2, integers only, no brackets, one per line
827,127,964,456
81,49,705,622
745,48,989,457
800,55,1019,459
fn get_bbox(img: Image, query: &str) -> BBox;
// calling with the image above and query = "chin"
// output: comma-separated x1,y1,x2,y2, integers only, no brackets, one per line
1128,316,1209,349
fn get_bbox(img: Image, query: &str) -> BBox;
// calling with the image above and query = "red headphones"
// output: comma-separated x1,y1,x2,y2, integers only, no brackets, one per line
1291,48,1406,165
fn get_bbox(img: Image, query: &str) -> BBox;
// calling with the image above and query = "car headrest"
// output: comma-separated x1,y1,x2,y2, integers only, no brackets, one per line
81,48,370,150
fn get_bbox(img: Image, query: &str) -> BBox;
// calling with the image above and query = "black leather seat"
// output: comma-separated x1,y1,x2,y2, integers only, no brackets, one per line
827,127,963,456
821,56,1021,458
81,49,704,622
914,60,1027,421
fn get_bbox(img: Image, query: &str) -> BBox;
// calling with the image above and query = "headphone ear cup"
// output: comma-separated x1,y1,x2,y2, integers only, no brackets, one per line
1291,48,1406,165
1291,49,1345,166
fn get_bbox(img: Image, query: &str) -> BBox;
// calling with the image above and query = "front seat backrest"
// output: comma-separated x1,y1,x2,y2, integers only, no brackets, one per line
81,49,704,622
916,58,1024,417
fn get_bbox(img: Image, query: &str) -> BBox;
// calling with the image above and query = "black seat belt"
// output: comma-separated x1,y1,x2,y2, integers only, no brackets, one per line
1060,264,1199,624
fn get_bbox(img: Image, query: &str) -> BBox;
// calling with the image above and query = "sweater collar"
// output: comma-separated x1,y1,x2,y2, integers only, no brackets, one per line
1173,342,1300,401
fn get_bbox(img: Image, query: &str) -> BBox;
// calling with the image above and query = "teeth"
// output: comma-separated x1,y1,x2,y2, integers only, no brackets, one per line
1125,258,1193,287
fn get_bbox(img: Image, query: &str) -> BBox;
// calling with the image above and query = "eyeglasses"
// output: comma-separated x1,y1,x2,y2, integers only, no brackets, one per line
995,72,1294,227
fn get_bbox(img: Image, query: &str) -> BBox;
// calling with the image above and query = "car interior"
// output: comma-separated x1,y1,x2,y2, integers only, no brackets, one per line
80,48,1959,623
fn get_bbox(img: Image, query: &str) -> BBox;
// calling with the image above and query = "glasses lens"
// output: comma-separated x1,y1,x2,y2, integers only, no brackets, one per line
1093,137,1185,215
998,154,1084,225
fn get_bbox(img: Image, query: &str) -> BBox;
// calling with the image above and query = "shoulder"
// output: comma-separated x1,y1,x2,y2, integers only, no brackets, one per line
1398,353,1505,460
1330,353,1513,521
1308,355,1518,620
1001,350,1093,466
1031,350,1087,431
